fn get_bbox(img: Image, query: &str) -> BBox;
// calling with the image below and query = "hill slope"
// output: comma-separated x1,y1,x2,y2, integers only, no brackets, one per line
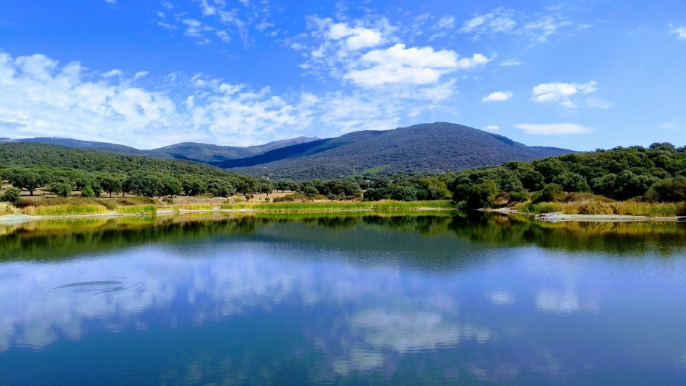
0,137,319,163
218,123,572,180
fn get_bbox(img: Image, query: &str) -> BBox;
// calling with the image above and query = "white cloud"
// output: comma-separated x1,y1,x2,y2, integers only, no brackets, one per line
343,44,486,87
134,71,149,79
0,51,458,147
524,17,572,43
161,1,173,9
157,11,165,18
482,91,512,102
459,8,574,43
483,125,499,131
102,69,124,78
500,59,522,66
531,81,597,108
435,15,455,29
459,8,517,35
182,19,213,44
196,0,217,16
672,26,686,39
329,23,384,51
515,123,593,135
487,291,514,304
158,22,177,31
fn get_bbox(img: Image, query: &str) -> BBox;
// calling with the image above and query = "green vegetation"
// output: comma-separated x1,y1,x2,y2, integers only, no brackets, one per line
220,200,460,212
1,187,22,206
116,205,157,215
25,204,109,216
517,200,686,217
361,165,390,175
182,204,214,210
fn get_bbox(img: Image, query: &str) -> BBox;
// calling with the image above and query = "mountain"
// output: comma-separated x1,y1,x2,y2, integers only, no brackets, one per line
217,123,573,180
0,136,320,163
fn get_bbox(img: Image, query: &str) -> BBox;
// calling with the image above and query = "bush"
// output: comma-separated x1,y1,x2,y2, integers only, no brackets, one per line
466,180,498,208
82,185,95,198
535,184,563,203
47,182,73,198
647,176,686,202
303,186,318,199
509,189,529,203
389,185,418,201
1,187,21,206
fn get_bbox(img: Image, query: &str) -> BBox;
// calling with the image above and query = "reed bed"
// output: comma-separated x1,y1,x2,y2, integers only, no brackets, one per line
220,200,460,212
181,204,215,210
24,204,109,216
517,200,686,217
116,205,157,215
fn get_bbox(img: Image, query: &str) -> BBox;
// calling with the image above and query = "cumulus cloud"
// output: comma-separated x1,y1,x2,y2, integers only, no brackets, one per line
515,123,592,135
482,91,512,102
483,125,499,131
0,51,460,147
343,44,487,87
328,22,384,50
672,26,686,39
531,81,597,108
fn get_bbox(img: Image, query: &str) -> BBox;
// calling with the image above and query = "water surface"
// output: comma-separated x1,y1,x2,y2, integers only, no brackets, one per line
1,213,685,385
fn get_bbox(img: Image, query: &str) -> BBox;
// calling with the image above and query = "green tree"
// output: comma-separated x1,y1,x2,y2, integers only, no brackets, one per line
207,180,236,198
125,173,163,197
647,177,686,202
101,176,122,198
466,180,499,209
161,175,183,198
48,182,73,198
8,170,41,196
536,183,563,202
1,187,22,206
82,185,95,198
181,176,208,196
389,185,418,201
303,185,318,198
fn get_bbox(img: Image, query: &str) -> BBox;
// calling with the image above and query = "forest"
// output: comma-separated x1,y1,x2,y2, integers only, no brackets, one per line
1,142,685,213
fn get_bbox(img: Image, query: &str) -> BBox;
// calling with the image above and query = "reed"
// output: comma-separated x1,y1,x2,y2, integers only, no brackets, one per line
116,205,157,215
24,204,109,216
182,204,214,210
220,200,460,212
518,200,686,217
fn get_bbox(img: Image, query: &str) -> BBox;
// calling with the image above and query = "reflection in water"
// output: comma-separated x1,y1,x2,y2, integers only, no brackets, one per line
0,214,685,384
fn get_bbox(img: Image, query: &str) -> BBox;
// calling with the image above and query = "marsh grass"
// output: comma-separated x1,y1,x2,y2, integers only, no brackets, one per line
116,205,157,215
182,204,214,210
517,200,686,217
219,200,461,212
23,204,109,216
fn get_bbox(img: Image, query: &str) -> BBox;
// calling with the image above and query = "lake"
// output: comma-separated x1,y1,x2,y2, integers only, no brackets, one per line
1,213,686,385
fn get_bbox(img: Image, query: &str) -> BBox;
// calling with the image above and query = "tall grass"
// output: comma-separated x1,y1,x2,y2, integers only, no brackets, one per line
24,204,109,216
116,205,157,215
220,200,461,212
182,204,214,210
518,200,686,217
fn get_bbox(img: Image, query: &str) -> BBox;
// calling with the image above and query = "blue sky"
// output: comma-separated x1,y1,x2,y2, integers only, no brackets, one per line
0,0,684,150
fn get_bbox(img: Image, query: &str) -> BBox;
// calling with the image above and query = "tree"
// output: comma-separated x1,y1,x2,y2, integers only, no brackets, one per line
536,183,563,202
82,185,95,198
161,175,183,198
362,188,388,201
125,173,163,197
101,176,122,198
259,180,274,196
647,177,686,202
48,182,73,198
466,180,499,209
8,170,41,196
207,180,236,198
181,176,208,196
1,187,21,206
303,185,318,198
389,185,418,201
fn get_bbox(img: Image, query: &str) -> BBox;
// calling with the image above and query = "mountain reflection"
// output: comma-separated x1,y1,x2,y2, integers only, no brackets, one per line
0,214,685,384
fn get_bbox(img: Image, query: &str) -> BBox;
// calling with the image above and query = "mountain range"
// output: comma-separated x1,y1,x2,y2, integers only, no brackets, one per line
1,123,573,179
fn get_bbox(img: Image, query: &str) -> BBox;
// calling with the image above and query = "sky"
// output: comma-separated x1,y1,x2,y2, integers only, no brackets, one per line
0,0,684,150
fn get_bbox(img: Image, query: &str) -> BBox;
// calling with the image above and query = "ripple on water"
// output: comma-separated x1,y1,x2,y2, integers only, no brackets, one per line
52,281,143,294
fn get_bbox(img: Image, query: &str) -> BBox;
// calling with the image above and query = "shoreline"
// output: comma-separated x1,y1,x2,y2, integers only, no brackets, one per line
482,207,686,222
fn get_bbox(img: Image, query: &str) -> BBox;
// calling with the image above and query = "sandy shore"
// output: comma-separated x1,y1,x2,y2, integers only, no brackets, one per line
482,208,685,222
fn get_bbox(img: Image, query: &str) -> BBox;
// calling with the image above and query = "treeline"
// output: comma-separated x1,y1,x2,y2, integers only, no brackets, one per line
444,142,686,207
0,166,273,205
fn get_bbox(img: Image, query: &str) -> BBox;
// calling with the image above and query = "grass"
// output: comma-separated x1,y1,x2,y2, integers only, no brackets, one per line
116,205,157,215
182,204,215,210
23,204,109,216
220,200,462,212
517,200,686,217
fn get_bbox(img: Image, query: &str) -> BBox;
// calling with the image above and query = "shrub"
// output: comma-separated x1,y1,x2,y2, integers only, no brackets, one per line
647,177,686,202
47,182,73,198
303,186,318,199
509,189,529,203
1,187,22,206
82,185,95,198
535,184,563,203
466,180,498,208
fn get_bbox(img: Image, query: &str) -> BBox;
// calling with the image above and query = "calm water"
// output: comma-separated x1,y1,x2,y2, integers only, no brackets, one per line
1,213,686,385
